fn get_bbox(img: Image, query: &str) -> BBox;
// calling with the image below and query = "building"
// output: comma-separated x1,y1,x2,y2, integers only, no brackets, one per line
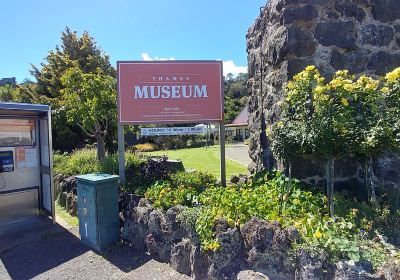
0,77,16,86
226,105,249,142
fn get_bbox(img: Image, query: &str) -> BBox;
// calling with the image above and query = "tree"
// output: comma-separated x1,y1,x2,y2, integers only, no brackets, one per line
312,70,359,216
382,67,400,151
270,67,357,216
224,73,248,123
270,66,324,214
61,66,116,161
0,84,16,102
31,27,116,151
349,75,390,205
382,68,400,208
31,27,115,98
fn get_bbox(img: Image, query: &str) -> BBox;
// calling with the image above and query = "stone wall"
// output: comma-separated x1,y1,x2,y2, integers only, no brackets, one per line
246,0,400,194
121,199,399,279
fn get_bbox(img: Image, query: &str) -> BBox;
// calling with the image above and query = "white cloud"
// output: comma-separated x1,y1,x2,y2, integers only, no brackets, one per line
141,52,175,61
140,53,247,77
141,52,153,61
222,60,247,77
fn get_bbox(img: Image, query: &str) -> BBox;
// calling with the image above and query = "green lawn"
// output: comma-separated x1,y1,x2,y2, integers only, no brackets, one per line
147,145,248,180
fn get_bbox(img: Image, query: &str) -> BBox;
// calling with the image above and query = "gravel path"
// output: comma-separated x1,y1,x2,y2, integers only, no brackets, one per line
0,219,190,280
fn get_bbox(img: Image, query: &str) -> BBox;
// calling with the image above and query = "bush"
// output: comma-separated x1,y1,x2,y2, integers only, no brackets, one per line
53,149,101,176
186,139,194,147
53,149,163,195
169,171,216,193
123,155,179,195
145,181,200,209
145,171,217,210
145,169,400,268
134,143,158,152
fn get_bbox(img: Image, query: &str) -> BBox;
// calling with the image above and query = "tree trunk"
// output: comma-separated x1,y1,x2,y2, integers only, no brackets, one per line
96,133,106,161
325,157,335,217
364,160,370,200
367,157,378,205
282,161,293,213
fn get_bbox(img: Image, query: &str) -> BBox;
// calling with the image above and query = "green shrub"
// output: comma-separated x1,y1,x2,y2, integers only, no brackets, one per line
54,150,149,195
146,169,400,267
169,171,216,193
53,149,101,176
123,153,150,194
99,153,119,174
145,171,216,209
145,181,199,209
186,139,194,147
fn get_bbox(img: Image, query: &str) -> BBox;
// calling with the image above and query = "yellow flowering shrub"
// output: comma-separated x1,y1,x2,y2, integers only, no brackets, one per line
385,67,400,84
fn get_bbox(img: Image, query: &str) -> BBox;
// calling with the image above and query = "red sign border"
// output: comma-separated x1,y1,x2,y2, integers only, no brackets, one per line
117,60,224,125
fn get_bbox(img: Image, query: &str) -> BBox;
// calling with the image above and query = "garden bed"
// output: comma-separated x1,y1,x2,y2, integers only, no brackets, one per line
121,170,400,280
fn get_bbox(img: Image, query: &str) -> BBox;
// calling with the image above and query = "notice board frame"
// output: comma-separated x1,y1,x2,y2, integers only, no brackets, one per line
116,60,226,186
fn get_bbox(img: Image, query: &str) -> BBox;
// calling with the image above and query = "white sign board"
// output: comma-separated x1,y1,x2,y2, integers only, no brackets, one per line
141,126,207,136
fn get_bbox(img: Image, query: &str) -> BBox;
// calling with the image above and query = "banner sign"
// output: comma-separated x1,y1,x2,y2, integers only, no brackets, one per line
141,126,207,136
117,61,223,124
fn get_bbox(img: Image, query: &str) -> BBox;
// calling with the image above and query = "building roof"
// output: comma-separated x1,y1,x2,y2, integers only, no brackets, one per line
226,105,249,127
0,102,50,115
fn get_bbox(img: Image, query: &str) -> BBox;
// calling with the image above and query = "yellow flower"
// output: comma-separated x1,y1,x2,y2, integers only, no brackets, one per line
341,98,349,106
365,83,376,91
386,67,400,84
381,87,390,94
314,230,323,239
305,65,317,72
314,85,325,95
213,243,220,250
205,242,220,251
329,79,340,89
335,70,349,78
287,82,295,90
344,84,353,92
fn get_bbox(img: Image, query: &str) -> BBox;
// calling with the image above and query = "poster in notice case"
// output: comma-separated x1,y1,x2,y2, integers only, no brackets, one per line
16,147,38,169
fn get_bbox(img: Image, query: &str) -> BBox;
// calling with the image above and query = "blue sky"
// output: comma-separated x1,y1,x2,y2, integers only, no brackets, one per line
0,0,267,82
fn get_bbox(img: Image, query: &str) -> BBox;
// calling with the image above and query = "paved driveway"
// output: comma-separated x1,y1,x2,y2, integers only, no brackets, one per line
225,143,252,167
0,218,190,280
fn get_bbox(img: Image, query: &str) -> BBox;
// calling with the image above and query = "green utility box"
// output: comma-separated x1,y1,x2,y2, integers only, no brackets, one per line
76,173,119,252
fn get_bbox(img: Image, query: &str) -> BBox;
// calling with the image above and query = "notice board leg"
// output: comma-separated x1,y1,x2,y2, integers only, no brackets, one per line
219,123,226,187
118,124,126,184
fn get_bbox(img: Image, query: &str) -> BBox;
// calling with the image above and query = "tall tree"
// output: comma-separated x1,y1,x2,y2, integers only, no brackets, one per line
0,84,16,102
31,27,116,151
61,66,116,160
224,73,248,123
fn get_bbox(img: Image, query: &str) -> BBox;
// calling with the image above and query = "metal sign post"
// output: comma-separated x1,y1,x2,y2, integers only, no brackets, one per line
219,123,226,187
117,124,126,184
